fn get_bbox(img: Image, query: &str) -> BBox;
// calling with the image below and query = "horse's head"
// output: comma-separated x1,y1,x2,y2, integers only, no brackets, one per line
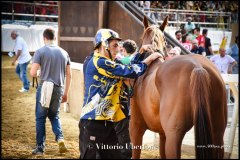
141,16,168,58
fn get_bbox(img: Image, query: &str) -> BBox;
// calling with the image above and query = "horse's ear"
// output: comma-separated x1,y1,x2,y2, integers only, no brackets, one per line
143,15,149,29
160,16,169,31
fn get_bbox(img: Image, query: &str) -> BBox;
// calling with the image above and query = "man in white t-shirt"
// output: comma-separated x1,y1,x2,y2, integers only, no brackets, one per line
210,48,237,74
11,30,32,92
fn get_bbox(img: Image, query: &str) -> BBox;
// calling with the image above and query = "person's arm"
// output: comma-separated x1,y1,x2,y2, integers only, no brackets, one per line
30,63,40,77
208,38,214,55
30,50,41,77
208,46,213,55
61,64,72,103
142,52,162,66
11,50,21,65
139,44,154,54
227,61,237,74
96,52,160,79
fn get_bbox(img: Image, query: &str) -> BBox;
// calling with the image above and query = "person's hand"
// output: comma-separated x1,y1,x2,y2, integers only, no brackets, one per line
11,61,16,66
61,94,68,103
139,44,154,54
143,52,161,66
150,52,162,61
227,68,233,74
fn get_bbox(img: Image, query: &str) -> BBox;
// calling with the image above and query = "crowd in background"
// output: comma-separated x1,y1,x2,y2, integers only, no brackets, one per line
134,1,238,25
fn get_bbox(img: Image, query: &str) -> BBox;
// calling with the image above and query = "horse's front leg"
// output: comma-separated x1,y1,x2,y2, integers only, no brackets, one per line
159,133,166,159
129,120,146,159
129,99,147,159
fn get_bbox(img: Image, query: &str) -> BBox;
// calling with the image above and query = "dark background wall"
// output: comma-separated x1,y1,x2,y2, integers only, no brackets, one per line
59,1,144,63
107,1,144,47
59,1,107,63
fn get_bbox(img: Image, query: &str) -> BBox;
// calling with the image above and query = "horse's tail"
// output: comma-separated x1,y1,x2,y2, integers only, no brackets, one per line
190,66,213,159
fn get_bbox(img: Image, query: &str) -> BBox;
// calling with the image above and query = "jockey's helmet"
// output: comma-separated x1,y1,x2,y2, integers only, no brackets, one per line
94,29,122,49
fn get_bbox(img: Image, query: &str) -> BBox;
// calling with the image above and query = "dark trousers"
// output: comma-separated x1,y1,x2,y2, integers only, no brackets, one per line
114,116,132,159
79,120,122,159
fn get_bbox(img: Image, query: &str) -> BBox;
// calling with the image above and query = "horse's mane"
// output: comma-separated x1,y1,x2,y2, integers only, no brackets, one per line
141,25,167,59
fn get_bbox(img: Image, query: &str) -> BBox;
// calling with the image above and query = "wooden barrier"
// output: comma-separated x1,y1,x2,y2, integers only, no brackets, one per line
221,74,239,159
67,62,84,120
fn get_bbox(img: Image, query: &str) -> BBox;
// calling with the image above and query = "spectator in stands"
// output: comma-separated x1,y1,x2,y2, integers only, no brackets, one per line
194,27,205,48
166,44,173,54
145,1,157,22
188,28,197,42
166,46,181,60
144,1,151,17
181,35,193,51
180,26,188,43
135,1,144,11
202,29,213,56
38,6,47,21
10,30,32,93
30,28,71,155
226,36,239,74
186,1,194,10
184,16,196,34
210,48,237,74
191,39,206,56
175,30,182,43
14,3,25,20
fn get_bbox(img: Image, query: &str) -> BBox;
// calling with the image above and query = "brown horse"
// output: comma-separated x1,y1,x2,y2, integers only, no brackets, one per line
129,16,228,159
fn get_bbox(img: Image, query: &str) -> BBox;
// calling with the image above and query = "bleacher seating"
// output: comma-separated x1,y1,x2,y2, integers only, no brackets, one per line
1,1,58,25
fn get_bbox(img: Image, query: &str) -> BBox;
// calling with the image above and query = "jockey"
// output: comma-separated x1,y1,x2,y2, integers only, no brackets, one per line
79,28,161,159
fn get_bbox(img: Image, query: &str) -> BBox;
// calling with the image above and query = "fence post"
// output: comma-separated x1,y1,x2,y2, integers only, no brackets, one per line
11,2,14,22
33,2,36,24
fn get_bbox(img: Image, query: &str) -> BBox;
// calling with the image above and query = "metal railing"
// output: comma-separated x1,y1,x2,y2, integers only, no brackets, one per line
142,8,232,30
121,1,192,55
1,1,58,25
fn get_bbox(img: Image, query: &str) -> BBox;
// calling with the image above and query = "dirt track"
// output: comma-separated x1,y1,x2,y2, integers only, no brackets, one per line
2,55,194,159
1,55,237,159
2,55,80,159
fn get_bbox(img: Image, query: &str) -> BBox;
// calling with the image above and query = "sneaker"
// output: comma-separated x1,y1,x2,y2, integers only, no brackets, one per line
32,148,44,155
58,139,67,153
19,88,29,93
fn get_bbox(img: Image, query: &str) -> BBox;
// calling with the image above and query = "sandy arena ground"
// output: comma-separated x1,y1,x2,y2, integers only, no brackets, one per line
1,55,238,159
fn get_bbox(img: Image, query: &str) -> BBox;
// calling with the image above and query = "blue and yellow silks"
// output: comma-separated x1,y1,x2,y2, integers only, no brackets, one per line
80,51,147,122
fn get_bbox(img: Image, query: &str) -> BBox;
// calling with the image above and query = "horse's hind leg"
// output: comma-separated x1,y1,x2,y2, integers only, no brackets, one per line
159,133,166,159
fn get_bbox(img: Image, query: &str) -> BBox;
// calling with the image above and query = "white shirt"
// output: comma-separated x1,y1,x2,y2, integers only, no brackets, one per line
14,36,32,64
144,1,150,9
210,54,235,74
